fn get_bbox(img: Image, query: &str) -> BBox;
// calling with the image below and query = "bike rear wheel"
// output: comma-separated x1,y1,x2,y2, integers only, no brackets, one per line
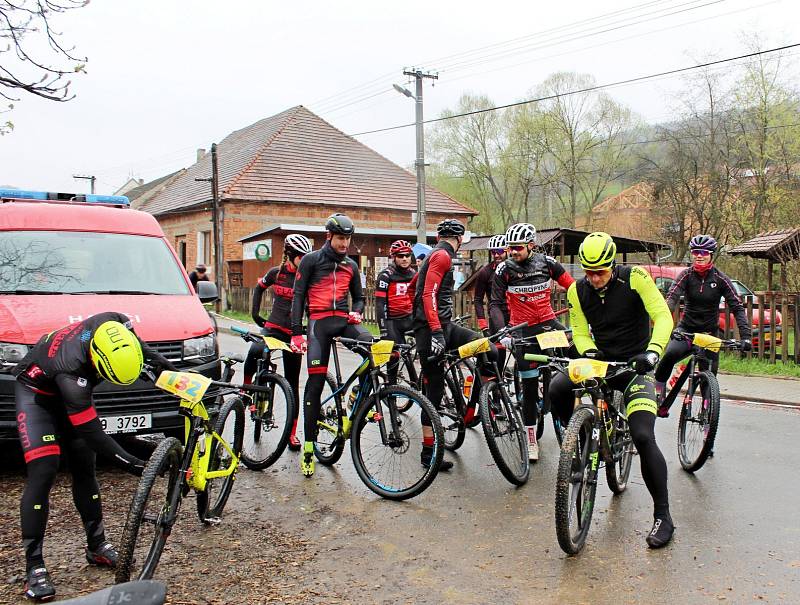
116,437,184,582
350,385,443,500
555,406,597,554
314,372,345,465
197,397,245,523
604,393,634,494
478,380,529,486
241,374,295,470
677,370,720,473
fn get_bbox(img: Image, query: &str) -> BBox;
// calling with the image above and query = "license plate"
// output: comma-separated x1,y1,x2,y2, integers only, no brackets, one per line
100,413,152,434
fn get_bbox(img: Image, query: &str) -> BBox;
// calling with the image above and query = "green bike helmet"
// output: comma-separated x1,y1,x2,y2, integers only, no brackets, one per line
578,232,617,270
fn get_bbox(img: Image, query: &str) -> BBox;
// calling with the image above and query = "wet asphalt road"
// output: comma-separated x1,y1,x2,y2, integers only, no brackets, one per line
218,332,800,605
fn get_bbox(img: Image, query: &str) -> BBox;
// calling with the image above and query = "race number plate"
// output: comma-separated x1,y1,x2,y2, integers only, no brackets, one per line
692,332,722,352
156,371,212,403
535,330,570,349
568,358,610,383
101,413,152,434
458,337,491,359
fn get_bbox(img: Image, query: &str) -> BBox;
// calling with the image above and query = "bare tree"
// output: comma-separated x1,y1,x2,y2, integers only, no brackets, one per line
0,0,88,133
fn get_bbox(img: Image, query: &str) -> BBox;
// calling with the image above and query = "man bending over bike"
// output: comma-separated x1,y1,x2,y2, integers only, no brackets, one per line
490,222,574,461
548,233,676,548
12,312,175,601
411,218,499,472
248,234,313,450
376,239,416,388
290,214,371,478
654,234,751,414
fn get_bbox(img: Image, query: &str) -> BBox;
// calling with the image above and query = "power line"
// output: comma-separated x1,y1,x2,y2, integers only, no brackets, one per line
348,43,800,137
313,0,721,115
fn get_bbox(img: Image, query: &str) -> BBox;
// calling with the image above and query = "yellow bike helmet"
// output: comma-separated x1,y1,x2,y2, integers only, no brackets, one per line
578,232,617,269
90,321,144,385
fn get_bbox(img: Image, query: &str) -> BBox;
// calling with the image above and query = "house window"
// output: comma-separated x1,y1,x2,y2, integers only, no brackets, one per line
197,231,212,266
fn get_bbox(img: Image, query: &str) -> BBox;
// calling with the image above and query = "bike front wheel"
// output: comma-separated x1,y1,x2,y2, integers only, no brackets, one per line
197,397,245,523
394,354,420,413
241,374,295,470
478,380,529,486
677,370,720,473
351,385,444,500
604,392,634,494
555,406,598,555
116,437,184,582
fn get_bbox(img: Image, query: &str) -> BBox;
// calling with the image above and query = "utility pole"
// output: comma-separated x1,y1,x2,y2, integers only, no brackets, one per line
402,68,438,246
73,174,96,194
194,143,226,311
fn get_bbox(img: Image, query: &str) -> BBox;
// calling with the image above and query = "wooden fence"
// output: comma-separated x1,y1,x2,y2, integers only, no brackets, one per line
226,286,798,365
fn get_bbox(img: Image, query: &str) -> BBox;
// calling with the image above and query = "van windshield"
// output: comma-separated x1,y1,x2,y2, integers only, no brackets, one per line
0,231,190,295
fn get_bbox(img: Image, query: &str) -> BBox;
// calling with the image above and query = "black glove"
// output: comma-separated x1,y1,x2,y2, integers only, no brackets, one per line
254,316,266,328
128,458,146,477
379,330,389,340
430,330,446,358
481,328,491,338
149,352,177,375
583,349,604,360
740,339,752,352
629,351,659,375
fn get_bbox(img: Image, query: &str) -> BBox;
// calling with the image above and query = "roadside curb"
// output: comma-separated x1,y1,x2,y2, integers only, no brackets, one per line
721,392,800,408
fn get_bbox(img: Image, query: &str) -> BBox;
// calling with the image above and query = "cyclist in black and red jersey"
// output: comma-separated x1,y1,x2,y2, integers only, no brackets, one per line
247,234,313,451
411,219,499,471
290,214,371,478
12,312,175,601
654,234,752,413
490,223,574,461
376,240,416,387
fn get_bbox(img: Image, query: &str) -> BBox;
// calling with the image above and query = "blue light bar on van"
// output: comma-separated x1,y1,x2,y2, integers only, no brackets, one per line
0,189,130,205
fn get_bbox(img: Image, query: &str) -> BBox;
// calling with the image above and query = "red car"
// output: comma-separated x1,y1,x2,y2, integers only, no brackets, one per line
640,265,781,347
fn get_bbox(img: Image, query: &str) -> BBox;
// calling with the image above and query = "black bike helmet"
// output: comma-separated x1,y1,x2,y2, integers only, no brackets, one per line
436,219,466,237
325,213,355,235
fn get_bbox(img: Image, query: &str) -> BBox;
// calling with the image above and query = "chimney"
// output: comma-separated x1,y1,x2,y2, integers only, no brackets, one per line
197,148,206,162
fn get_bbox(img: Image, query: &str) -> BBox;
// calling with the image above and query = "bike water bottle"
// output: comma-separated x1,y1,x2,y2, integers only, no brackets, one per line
462,375,474,400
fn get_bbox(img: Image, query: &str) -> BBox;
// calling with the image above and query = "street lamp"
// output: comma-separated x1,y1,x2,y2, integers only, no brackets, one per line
393,83,414,98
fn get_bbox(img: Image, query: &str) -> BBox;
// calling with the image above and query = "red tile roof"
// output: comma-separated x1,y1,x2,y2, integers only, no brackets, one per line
138,106,476,217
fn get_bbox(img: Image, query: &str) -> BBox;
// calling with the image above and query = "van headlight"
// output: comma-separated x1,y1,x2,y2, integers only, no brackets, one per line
0,342,29,370
183,334,216,359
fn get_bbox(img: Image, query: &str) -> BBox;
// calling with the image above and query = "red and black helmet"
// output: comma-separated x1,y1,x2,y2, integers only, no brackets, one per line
389,240,413,256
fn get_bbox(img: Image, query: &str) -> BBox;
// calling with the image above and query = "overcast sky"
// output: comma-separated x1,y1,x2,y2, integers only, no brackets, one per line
1,0,797,194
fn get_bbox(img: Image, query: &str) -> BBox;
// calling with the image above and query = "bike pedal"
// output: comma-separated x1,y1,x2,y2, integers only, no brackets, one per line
203,516,222,525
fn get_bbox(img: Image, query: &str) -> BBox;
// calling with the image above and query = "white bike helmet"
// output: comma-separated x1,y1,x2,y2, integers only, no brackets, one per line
505,223,537,245
486,234,507,250
284,234,313,256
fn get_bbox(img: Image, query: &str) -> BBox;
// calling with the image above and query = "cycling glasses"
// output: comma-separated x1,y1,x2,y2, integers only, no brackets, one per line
394,253,412,258
584,268,612,277
508,244,527,252
690,249,712,257
490,248,505,255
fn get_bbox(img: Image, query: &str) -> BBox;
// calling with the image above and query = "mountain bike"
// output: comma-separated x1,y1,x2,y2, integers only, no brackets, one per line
229,326,297,470
658,330,743,473
527,353,636,554
115,364,272,582
314,336,445,500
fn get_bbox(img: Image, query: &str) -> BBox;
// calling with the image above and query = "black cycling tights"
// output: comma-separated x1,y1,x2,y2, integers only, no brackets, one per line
21,441,105,570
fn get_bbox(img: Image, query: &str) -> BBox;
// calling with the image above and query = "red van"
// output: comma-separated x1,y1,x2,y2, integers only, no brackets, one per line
640,264,782,347
0,190,221,440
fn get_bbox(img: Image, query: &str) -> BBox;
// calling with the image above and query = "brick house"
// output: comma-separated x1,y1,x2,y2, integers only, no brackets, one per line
133,106,476,288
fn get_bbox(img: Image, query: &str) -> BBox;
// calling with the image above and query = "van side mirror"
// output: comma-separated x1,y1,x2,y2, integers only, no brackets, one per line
196,280,218,303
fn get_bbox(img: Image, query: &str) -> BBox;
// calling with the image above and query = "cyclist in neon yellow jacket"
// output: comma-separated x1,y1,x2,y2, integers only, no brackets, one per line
548,232,675,548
